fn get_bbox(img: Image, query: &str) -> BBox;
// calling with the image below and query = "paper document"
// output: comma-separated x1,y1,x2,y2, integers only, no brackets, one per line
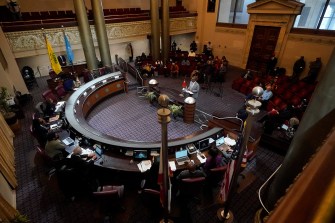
137,160,152,173
197,153,206,163
169,161,176,171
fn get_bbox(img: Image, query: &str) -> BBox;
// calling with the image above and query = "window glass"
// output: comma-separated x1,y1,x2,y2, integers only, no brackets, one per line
218,0,256,24
319,3,335,30
294,0,329,29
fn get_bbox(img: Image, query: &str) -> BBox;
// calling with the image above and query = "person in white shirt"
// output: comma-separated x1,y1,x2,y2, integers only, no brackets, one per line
188,71,200,99
188,50,196,57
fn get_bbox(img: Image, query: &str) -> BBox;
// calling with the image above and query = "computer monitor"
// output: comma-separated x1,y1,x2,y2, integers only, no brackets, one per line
133,150,148,160
198,138,210,151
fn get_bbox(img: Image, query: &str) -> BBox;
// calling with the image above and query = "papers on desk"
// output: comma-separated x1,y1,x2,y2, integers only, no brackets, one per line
49,115,60,122
55,101,65,113
169,161,176,172
224,137,236,146
197,153,207,163
137,160,152,173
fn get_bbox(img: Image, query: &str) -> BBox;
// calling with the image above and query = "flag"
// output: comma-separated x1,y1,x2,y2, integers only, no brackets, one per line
64,33,74,65
157,146,171,212
241,150,248,168
219,136,242,203
220,158,236,203
46,39,62,74
182,79,187,88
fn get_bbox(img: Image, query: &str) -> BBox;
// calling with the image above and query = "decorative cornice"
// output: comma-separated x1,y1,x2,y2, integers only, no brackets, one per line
215,27,246,35
5,16,198,56
170,17,197,34
288,33,335,45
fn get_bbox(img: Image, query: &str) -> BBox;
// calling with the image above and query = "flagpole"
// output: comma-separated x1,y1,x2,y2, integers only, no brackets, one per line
218,86,263,222
157,94,173,223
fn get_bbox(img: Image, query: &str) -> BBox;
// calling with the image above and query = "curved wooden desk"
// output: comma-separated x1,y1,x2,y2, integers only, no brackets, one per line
65,71,222,171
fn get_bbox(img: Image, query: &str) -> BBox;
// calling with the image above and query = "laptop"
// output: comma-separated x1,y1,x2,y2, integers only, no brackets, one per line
216,136,225,147
175,149,190,166
198,138,210,151
133,150,148,160
62,137,75,146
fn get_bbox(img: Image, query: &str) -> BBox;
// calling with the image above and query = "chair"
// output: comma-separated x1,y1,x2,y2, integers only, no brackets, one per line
208,165,228,186
21,66,38,90
35,145,56,180
63,79,74,92
55,84,67,99
93,185,125,218
179,177,206,201
42,89,58,102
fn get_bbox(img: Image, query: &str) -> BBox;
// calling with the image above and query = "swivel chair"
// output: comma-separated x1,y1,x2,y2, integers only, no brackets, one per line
42,89,58,103
179,177,206,202
93,185,125,220
55,84,67,99
207,165,228,187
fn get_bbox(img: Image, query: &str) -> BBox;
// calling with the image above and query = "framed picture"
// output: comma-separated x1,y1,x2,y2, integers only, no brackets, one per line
207,0,216,13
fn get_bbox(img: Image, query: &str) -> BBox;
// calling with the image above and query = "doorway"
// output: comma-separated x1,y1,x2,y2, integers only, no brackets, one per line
246,26,280,75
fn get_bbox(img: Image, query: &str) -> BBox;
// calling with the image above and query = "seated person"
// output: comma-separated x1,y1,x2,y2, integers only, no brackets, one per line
67,146,98,194
44,98,56,117
170,63,179,78
32,116,49,146
181,58,190,66
203,144,223,175
259,84,273,109
176,160,206,181
45,132,66,161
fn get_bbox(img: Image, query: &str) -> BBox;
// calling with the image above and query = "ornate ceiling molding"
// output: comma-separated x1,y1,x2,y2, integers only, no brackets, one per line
288,33,335,45
5,17,198,55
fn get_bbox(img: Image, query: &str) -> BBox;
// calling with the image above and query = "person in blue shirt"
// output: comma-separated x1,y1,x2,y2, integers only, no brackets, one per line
259,84,273,109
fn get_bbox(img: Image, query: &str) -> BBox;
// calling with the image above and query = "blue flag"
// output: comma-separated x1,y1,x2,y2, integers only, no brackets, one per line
64,33,74,64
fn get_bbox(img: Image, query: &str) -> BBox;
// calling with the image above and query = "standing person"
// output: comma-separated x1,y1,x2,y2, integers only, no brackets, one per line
266,52,278,76
171,41,177,52
206,41,213,56
291,56,306,82
303,57,322,84
170,62,179,78
6,0,21,21
188,70,200,99
190,40,197,52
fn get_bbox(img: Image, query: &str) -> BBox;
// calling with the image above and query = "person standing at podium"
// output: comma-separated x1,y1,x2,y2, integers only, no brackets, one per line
188,70,200,99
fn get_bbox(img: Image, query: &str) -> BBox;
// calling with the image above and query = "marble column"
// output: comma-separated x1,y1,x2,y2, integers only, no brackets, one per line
73,0,98,71
264,50,335,211
150,0,160,61
161,0,170,64
91,0,112,67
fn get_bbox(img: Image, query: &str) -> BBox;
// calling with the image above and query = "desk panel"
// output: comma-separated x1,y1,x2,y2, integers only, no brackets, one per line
65,71,223,171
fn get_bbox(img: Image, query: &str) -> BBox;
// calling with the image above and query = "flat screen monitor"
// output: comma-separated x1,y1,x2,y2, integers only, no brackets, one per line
198,138,210,151
133,150,148,160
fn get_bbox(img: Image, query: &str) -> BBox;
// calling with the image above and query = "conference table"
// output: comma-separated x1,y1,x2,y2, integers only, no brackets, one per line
65,71,223,172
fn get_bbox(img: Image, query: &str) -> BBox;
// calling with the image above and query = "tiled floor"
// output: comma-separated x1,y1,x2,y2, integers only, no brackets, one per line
14,66,284,223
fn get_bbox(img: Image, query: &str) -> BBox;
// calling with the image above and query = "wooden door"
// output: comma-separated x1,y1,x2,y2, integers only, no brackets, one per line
246,26,280,75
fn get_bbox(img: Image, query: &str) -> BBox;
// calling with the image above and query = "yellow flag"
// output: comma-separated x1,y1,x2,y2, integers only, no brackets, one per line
46,39,62,75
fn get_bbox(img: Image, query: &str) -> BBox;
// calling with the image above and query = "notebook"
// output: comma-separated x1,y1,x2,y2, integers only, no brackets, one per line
175,149,190,166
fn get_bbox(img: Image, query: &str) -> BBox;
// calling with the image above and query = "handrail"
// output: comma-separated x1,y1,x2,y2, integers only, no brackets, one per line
258,164,282,214
195,109,244,132
127,63,144,86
